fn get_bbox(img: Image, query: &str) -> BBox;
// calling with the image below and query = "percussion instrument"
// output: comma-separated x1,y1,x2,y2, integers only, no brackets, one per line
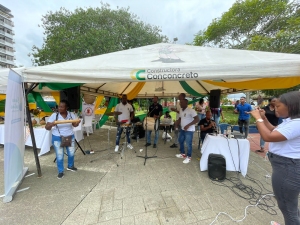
104,112,122,116
54,119,80,125
160,118,172,125
121,123,132,128
143,117,159,131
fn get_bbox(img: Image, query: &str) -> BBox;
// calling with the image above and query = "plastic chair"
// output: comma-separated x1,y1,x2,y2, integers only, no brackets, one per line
219,123,231,134
92,115,101,131
83,115,93,136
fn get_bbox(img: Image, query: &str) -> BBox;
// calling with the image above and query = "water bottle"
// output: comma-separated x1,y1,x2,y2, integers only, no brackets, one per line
223,129,227,137
137,135,139,143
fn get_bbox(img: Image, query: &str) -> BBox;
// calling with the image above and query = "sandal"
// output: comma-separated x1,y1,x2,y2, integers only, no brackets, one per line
255,149,265,153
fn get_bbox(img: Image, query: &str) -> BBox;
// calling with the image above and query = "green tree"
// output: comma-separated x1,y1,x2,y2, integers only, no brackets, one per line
30,3,168,66
194,0,300,53
194,0,300,94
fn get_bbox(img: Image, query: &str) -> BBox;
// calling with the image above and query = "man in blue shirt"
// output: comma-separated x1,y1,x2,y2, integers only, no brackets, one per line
234,96,252,138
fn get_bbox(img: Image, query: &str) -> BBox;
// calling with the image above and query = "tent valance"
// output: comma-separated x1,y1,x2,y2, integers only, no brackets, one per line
203,76,300,90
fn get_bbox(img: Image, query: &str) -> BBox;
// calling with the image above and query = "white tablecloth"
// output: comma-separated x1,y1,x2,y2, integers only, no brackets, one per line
0,124,84,156
200,135,250,177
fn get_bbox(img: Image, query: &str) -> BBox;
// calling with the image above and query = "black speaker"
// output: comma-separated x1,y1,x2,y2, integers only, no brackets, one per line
209,89,221,108
208,153,226,181
60,86,80,110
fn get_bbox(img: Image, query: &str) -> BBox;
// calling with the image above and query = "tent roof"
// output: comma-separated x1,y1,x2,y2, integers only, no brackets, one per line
2,43,300,97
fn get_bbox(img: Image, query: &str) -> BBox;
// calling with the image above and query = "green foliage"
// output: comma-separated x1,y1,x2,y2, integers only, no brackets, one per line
30,3,169,66
194,0,300,54
194,0,300,94
221,105,235,112
222,110,256,125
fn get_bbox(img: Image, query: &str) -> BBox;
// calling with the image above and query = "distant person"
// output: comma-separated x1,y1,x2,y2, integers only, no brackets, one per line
250,91,300,225
234,100,240,109
257,95,263,106
234,96,252,138
145,96,163,148
175,99,199,163
195,98,206,121
73,109,82,118
45,100,80,179
210,107,224,129
161,111,173,132
170,93,185,148
256,97,279,153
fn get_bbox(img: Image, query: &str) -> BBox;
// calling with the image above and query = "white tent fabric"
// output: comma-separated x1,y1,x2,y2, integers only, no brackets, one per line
1,43,300,97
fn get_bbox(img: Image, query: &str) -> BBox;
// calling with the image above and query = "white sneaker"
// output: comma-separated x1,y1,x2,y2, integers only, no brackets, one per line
115,145,119,152
183,157,191,164
127,144,133,149
175,153,186,158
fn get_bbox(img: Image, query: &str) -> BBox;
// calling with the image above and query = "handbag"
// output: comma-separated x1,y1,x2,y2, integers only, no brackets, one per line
55,113,73,147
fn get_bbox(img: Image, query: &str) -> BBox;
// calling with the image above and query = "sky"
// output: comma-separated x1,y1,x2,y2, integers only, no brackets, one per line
5,0,236,67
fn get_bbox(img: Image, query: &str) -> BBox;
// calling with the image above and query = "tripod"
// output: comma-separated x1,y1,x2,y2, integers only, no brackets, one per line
119,124,136,159
90,121,119,165
137,106,157,165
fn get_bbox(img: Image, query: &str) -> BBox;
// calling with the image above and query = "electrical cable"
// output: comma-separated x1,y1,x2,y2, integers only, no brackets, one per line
209,169,276,224
209,193,275,225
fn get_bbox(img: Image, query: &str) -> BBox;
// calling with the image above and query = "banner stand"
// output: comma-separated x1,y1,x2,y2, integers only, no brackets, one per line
3,167,28,203
4,70,30,203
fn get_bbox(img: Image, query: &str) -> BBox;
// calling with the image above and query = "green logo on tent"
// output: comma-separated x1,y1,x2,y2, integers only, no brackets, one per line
130,70,146,80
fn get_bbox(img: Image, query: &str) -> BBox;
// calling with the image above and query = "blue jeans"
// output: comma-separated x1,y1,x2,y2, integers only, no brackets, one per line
52,135,75,173
147,130,159,144
116,125,131,145
214,116,220,129
179,130,194,157
268,152,300,225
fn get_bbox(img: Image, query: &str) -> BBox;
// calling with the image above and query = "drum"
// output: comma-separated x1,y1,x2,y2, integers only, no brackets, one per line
121,123,132,128
143,117,159,131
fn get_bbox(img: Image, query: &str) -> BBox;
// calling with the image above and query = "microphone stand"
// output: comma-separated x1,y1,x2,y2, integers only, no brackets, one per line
137,102,157,165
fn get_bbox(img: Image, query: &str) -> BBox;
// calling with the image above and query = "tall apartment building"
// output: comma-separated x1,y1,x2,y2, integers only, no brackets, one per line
0,4,15,68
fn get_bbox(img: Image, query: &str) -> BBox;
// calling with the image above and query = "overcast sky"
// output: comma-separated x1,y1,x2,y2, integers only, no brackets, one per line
5,0,236,67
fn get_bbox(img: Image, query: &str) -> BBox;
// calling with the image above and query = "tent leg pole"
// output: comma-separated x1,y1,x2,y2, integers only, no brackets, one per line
25,83,42,178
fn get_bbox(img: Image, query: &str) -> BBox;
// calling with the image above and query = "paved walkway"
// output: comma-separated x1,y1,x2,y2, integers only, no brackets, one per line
0,126,284,225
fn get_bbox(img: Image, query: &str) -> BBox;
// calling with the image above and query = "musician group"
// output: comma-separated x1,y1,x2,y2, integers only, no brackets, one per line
46,92,209,179
112,93,202,164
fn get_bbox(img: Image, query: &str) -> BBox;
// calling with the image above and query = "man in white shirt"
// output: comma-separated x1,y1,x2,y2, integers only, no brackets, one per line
170,93,186,148
175,99,199,163
114,95,134,152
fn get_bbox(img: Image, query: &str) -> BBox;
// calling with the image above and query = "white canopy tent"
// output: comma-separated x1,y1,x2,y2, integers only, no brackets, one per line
1,43,300,97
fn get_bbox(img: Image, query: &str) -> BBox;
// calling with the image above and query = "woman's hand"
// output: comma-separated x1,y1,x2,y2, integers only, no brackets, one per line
250,108,263,120
259,108,266,119
72,120,81,127
45,122,56,130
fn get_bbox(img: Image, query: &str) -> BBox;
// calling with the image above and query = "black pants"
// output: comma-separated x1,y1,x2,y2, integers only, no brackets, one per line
268,152,300,225
238,119,249,138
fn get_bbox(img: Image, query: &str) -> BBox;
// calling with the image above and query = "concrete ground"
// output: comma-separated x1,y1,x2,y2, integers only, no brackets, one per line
0,126,284,225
